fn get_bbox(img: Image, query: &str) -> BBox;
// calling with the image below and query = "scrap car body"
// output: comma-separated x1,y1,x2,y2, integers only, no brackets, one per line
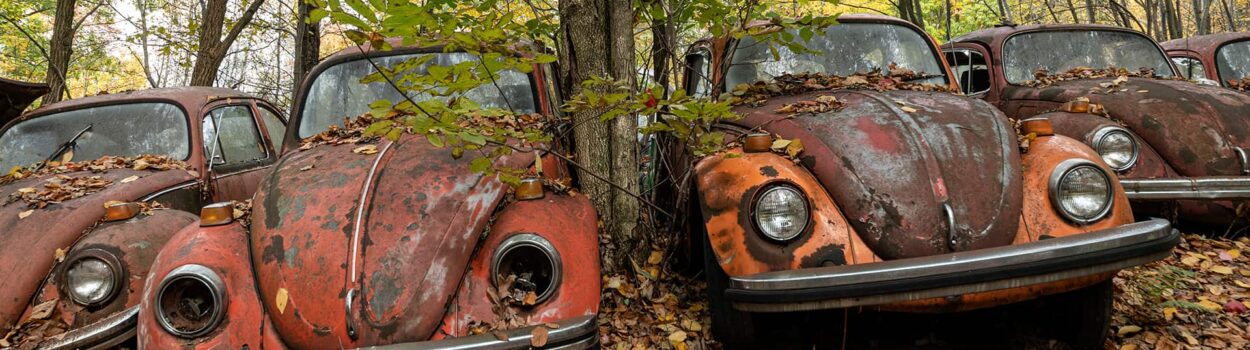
947,24,1250,226
0,85,286,349
676,14,1178,347
134,43,601,349
1160,32,1250,89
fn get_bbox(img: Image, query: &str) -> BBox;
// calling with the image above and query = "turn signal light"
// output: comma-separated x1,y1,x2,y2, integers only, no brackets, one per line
103,201,141,222
744,133,772,153
1021,118,1054,136
1061,100,1090,113
199,202,234,227
515,178,545,200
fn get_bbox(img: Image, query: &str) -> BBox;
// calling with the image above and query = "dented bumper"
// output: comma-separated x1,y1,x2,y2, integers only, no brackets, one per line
359,315,598,350
40,306,138,350
724,219,1177,312
1121,176,1250,200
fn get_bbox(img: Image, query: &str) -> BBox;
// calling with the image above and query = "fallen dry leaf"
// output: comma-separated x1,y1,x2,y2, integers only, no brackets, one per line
120,175,139,183
530,326,548,347
1118,325,1142,337
18,210,32,219
276,287,289,314
353,145,379,155
28,299,56,320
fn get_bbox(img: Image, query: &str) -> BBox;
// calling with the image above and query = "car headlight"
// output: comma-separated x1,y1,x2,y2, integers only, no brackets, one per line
155,264,227,338
62,250,123,307
752,184,809,241
1049,159,1114,224
492,234,561,305
1091,126,1139,171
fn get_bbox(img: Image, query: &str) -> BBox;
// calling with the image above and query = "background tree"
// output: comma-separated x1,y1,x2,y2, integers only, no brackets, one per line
293,0,321,93
190,0,266,86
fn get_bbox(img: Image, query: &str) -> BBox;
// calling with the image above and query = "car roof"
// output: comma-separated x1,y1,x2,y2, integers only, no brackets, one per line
1160,32,1250,54
951,23,1143,45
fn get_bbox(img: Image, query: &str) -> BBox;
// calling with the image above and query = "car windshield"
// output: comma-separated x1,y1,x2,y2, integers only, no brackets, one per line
299,52,538,138
1216,40,1250,85
0,102,189,171
1002,30,1176,84
726,23,947,88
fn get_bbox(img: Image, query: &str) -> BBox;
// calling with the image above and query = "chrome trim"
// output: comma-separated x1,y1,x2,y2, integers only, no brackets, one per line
41,306,138,350
491,234,563,304
1236,147,1250,175
155,264,227,338
1047,159,1114,224
60,249,125,307
1089,126,1139,172
942,202,956,249
346,288,359,339
356,315,598,350
728,219,1173,312
211,164,273,180
1121,176,1250,200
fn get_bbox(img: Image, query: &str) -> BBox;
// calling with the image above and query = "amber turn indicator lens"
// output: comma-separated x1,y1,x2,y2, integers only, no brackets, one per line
744,133,772,153
103,201,141,222
199,202,235,227
515,178,545,200
1021,118,1054,136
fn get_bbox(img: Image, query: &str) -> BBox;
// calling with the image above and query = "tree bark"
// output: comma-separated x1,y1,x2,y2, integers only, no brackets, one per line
190,0,266,86
44,0,77,104
897,0,926,29
294,0,320,94
1192,0,1211,35
1086,0,1097,23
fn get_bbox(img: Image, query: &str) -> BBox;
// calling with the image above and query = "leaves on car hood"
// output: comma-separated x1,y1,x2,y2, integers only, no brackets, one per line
726,65,953,108
1022,66,1181,89
1,154,190,186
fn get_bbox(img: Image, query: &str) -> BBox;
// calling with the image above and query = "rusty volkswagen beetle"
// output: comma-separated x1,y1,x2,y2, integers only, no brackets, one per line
0,82,285,348
675,14,1178,347
947,24,1250,226
1161,33,1250,88
134,44,601,349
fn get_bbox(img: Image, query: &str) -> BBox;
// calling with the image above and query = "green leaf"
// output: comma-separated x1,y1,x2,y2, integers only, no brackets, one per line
425,133,445,148
469,157,492,173
460,132,487,146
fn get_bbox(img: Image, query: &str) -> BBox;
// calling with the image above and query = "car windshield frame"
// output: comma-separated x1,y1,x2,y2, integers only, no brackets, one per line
1000,29,1178,85
294,47,542,140
1215,39,1250,85
723,22,950,89
0,100,192,171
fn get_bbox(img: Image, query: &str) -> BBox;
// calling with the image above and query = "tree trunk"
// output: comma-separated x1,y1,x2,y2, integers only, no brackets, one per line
294,0,321,93
1086,0,1097,23
190,0,266,86
1066,0,1081,22
1192,0,1211,35
1220,0,1236,31
44,0,76,104
897,0,926,29
558,0,641,270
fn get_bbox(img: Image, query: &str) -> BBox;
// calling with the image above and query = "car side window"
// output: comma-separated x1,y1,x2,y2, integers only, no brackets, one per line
1171,56,1207,80
202,105,267,168
256,106,287,149
685,50,712,97
944,49,991,96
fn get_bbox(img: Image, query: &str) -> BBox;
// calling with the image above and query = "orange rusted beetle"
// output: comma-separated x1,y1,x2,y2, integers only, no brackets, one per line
0,79,286,349
671,14,1178,348
134,43,601,349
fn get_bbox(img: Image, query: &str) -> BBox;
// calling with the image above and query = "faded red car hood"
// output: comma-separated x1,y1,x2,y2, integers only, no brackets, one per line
1004,78,1250,176
736,90,1023,260
251,134,523,347
0,78,48,127
0,169,195,329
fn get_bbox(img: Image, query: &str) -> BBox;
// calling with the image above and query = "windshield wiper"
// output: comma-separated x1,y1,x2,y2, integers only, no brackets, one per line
35,124,92,171
899,73,944,82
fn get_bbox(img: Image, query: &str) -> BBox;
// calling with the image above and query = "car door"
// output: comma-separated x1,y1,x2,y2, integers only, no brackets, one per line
201,101,278,202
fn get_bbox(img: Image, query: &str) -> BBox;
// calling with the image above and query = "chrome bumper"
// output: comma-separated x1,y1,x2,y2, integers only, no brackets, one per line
39,306,138,350
1121,177,1250,200
725,219,1177,313
357,315,598,350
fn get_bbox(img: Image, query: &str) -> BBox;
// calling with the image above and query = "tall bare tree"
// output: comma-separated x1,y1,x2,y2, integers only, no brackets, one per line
293,0,319,93
190,0,266,86
896,0,926,28
44,0,76,103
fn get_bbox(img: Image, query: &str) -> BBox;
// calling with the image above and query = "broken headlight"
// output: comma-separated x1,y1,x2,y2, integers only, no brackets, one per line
1049,159,1114,224
1091,126,1139,171
155,264,227,338
752,184,809,242
492,234,562,305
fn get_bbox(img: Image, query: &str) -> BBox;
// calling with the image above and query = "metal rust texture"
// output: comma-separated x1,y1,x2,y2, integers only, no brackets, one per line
0,77,48,125
1161,32,1250,84
136,222,267,348
436,193,600,339
695,149,879,277
21,210,197,329
731,89,1023,260
250,132,533,348
0,169,194,331
876,272,1114,313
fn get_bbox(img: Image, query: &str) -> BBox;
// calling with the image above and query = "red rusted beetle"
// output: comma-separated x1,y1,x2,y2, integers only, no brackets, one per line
0,80,285,348
947,24,1250,226
1160,33,1250,88
134,44,601,349
673,14,1177,347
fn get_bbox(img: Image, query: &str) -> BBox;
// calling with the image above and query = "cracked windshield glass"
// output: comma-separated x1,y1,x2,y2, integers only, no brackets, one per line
0,103,189,171
726,23,947,88
1003,30,1176,83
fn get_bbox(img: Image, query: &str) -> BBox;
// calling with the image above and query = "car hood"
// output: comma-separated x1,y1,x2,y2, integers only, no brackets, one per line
1004,77,1250,176
0,169,194,330
734,90,1023,260
0,78,48,127
251,134,522,347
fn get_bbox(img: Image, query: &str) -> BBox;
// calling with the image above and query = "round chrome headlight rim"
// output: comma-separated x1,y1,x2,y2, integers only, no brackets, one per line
750,183,811,243
60,249,124,307
1090,126,1139,172
1048,159,1115,224
491,233,562,305
155,264,227,338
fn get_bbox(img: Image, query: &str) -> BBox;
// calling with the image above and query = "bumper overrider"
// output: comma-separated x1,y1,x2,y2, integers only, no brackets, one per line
357,315,598,350
725,219,1178,312
38,306,138,350
1121,177,1250,200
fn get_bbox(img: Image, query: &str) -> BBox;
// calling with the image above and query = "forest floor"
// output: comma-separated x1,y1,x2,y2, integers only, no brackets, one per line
597,234,1250,350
